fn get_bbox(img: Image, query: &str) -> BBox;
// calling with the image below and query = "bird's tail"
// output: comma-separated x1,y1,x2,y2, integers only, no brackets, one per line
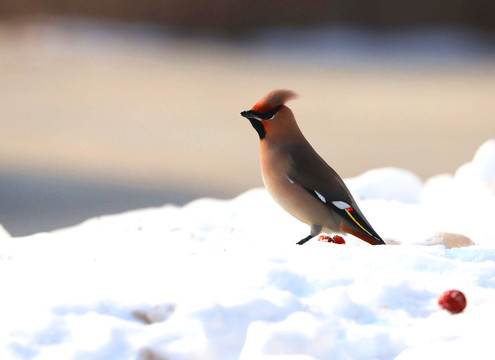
341,223,386,245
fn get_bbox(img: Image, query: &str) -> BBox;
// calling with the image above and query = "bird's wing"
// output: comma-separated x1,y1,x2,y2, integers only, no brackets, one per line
287,144,383,242
286,144,352,205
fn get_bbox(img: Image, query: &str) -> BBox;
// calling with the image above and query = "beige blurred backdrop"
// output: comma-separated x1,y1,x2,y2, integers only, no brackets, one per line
1,15,494,235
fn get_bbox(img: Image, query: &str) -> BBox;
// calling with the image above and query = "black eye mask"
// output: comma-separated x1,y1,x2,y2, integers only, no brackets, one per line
240,105,282,121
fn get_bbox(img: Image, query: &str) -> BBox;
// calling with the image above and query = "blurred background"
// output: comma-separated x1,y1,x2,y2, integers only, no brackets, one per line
1,1,494,236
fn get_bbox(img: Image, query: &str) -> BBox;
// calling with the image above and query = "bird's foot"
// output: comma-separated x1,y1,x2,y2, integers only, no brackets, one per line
296,234,314,245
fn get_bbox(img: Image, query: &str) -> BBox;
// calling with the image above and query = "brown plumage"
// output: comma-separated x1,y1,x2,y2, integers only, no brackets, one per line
241,89,385,245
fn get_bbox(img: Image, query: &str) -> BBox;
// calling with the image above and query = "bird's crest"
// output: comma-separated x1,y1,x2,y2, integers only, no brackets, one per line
251,89,298,113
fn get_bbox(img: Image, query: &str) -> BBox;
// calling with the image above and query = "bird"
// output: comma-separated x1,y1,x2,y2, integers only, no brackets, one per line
240,89,385,246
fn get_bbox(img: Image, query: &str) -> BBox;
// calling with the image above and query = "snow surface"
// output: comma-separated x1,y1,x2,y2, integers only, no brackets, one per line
1,140,495,360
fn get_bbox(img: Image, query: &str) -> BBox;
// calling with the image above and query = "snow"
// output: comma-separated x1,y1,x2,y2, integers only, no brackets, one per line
1,140,495,360
0,224,10,239
345,168,423,203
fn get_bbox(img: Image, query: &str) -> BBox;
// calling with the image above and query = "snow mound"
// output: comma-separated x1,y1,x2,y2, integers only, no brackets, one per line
345,167,423,203
420,139,495,241
0,224,10,239
423,140,495,202
1,140,495,360
455,139,495,195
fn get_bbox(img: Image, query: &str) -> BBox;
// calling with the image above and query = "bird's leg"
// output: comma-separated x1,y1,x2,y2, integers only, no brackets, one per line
296,234,313,245
296,225,322,245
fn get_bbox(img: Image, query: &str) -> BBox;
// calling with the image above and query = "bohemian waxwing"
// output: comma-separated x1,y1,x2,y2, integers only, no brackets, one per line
241,89,385,245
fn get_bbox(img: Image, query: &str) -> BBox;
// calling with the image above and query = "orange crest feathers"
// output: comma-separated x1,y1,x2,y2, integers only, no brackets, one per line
251,89,299,113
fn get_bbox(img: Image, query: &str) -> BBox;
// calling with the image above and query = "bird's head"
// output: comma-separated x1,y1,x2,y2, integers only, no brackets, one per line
240,89,298,140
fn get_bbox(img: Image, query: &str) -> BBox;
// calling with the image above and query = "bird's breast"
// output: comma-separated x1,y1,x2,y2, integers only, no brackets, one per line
259,142,338,230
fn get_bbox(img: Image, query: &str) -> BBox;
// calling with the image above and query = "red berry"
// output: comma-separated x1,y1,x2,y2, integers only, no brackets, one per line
332,235,346,244
318,235,332,242
438,290,467,314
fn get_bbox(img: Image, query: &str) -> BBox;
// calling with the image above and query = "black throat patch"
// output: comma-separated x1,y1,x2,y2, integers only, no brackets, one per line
248,118,266,139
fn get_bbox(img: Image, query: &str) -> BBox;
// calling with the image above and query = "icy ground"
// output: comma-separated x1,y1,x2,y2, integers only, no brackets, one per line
1,140,495,360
